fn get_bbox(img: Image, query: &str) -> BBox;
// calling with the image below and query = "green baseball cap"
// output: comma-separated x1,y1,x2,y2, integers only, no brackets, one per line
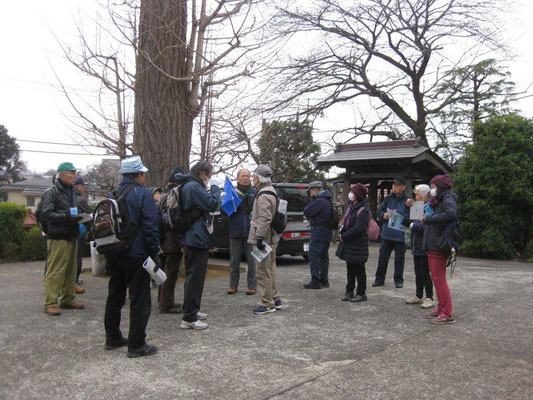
57,162,77,173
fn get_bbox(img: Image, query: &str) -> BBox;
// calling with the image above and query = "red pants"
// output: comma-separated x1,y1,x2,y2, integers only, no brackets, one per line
427,252,453,317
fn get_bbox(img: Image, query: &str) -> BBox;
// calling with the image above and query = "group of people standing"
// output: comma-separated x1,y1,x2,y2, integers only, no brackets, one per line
40,154,458,359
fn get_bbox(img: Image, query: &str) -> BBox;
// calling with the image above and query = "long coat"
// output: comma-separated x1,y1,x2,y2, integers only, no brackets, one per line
335,199,370,265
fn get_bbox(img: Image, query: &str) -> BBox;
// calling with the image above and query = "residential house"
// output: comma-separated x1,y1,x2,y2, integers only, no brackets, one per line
0,177,52,213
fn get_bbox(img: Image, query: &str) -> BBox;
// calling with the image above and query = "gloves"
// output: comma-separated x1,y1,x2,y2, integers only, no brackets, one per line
401,218,411,227
209,179,221,189
152,254,162,272
256,237,265,251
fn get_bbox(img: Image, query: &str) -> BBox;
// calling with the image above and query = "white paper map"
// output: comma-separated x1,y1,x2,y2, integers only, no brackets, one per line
251,242,273,263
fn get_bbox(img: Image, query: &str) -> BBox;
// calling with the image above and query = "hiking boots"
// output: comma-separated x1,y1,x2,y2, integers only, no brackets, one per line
45,306,60,316
59,302,85,309
350,295,367,302
74,285,85,294
127,344,158,358
105,337,128,350
303,281,322,289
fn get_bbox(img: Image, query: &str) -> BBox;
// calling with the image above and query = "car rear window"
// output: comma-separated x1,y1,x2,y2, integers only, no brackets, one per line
275,186,310,212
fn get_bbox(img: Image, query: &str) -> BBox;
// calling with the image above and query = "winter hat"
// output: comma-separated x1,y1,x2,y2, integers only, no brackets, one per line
168,165,184,184
254,164,272,178
75,177,85,186
307,181,323,193
430,174,452,189
349,183,368,200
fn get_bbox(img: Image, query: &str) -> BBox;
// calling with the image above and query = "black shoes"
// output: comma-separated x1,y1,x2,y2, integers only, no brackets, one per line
303,282,322,289
372,281,384,287
159,304,182,314
127,344,158,358
342,292,354,301
105,337,128,350
395,283,404,288
350,295,368,302
321,281,330,288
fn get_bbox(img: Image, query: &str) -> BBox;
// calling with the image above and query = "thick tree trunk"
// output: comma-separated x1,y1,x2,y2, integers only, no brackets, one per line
134,0,194,187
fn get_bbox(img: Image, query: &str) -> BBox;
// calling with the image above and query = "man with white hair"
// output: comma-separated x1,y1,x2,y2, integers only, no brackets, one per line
41,162,85,316
248,165,283,315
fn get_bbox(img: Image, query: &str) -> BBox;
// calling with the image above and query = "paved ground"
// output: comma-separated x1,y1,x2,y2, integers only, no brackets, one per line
1,244,532,400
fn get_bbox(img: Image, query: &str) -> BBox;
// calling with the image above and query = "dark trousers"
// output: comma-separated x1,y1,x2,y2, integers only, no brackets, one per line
414,255,433,299
229,238,256,290
182,246,209,323
76,235,85,281
309,239,330,284
346,263,366,296
158,251,183,307
375,239,406,285
104,256,151,350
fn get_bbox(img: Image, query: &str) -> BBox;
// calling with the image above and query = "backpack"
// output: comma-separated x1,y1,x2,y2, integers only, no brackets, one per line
91,184,136,256
255,190,287,235
328,204,341,230
35,186,57,235
161,181,204,235
357,207,380,241
437,221,464,257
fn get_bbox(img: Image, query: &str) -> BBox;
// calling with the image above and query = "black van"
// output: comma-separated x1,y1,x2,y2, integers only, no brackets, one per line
213,183,311,257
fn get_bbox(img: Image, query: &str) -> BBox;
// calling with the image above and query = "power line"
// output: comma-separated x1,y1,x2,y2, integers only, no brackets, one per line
20,149,111,156
16,138,106,148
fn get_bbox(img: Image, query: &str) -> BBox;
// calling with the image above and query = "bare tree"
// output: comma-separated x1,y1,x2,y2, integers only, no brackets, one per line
132,0,274,186
52,1,138,159
266,0,510,149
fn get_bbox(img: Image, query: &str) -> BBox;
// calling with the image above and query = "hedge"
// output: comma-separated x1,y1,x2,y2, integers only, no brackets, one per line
0,202,27,257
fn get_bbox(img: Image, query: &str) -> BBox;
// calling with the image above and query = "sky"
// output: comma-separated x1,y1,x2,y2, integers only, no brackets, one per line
1,0,533,175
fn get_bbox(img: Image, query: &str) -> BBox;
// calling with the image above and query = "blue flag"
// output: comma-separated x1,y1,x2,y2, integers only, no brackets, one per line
221,176,242,216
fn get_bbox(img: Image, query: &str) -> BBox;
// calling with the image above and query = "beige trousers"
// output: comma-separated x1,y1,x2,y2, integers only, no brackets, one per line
256,242,280,307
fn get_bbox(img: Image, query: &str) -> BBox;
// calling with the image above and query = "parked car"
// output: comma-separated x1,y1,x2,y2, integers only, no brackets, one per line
213,183,312,258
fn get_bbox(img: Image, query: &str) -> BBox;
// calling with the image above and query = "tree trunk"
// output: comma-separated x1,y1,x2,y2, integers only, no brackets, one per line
134,0,194,187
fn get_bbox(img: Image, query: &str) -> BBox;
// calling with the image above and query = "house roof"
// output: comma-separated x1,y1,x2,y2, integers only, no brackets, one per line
317,140,451,178
0,177,52,195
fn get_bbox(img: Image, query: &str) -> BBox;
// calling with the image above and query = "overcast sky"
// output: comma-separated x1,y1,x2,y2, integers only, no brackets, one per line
1,0,532,175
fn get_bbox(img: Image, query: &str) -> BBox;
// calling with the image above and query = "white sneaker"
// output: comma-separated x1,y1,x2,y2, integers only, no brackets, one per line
405,297,423,304
420,298,435,309
180,320,209,330
196,312,207,320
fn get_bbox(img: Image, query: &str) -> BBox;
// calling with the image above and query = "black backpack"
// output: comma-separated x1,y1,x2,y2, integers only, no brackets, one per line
35,186,57,235
160,180,204,235
328,204,341,230
255,190,287,234
91,185,136,256
437,221,464,257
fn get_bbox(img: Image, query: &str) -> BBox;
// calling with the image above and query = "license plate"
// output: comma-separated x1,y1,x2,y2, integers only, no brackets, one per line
303,242,309,252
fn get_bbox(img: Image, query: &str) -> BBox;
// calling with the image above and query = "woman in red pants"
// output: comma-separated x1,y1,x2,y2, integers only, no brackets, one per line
422,174,458,324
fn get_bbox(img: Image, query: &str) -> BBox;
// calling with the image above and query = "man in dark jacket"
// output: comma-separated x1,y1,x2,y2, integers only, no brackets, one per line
41,162,85,316
373,176,409,288
158,165,187,314
104,156,160,358
303,181,333,289
222,168,256,295
74,176,91,294
178,161,220,330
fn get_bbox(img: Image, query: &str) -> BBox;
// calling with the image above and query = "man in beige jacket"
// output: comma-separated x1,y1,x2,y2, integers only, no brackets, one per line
248,165,283,315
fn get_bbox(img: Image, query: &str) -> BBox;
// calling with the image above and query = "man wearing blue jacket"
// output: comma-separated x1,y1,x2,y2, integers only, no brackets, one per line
373,176,409,288
177,161,220,330
104,156,160,358
303,181,333,289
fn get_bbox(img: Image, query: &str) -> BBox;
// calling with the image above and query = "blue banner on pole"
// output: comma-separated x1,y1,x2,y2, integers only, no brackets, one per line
221,176,242,216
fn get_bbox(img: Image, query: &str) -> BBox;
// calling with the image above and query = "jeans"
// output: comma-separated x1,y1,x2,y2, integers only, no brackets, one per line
427,252,453,317
308,240,330,284
413,255,433,299
104,256,151,350
182,246,209,322
375,239,406,285
229,238,256,290
346,263,366,296
158,251,183,307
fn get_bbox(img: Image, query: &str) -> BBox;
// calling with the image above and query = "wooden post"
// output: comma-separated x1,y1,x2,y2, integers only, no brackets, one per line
369,179,378,218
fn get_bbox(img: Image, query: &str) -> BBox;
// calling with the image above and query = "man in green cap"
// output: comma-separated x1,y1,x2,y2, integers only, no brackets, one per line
40,162,86,316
